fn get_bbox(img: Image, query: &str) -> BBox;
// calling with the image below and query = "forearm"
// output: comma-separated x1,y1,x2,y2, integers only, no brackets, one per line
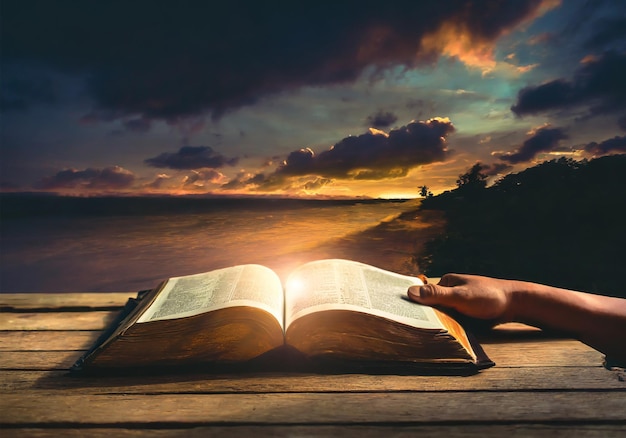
508,281,626,363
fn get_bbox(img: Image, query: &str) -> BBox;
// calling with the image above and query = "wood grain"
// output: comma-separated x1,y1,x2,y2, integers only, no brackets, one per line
3,425,626,438
1,292,624,436
0,293,132,310
0,311,116,330
1,367,623,393
2,392,625,425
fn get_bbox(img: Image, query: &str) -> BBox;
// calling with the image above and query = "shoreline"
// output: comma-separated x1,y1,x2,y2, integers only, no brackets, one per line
270,207,446,279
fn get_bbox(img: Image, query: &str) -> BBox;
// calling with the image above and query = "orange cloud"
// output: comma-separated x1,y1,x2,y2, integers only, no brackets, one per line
420,21,497,72
420,0,560,73
516,63,539,74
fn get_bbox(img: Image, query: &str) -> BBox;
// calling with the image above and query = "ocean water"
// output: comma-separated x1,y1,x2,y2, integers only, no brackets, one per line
0,195,420,293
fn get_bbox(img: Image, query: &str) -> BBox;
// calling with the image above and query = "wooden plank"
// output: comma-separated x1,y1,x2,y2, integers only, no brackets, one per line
0,330,605,367
1,392,625,425
0,351,79,370
0,311,116,330
0,293,133,311
3,425,626,438
1,366,624,393
0,331,99,351
482,340,604,367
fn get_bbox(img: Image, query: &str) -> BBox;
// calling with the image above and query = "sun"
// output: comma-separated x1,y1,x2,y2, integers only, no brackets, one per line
379,192,419,200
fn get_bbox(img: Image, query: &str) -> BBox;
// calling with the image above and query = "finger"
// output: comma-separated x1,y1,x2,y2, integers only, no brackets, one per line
407,283,457,307
438,273,467,287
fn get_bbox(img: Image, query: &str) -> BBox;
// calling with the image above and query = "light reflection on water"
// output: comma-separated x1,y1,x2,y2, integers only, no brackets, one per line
1,199,419,292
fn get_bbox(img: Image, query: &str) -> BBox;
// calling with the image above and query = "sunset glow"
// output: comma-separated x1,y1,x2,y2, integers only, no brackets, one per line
2,1,625,199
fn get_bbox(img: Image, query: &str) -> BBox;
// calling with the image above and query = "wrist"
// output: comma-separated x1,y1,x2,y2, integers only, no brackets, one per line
505,280,542,324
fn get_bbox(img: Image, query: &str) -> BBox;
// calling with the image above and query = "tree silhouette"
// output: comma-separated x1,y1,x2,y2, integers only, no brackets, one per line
456,163,488,190
418,185,433,198
416,154,626,298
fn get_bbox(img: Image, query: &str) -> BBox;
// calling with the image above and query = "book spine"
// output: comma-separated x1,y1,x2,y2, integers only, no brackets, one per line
69,290,152,373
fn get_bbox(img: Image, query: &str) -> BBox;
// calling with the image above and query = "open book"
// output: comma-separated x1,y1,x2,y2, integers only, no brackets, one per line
72,259,493,373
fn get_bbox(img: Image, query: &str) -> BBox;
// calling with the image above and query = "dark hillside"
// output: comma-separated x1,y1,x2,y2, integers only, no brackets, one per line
417,155,626,298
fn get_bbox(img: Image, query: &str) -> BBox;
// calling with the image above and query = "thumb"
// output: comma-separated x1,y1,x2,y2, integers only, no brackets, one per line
407,283,455,307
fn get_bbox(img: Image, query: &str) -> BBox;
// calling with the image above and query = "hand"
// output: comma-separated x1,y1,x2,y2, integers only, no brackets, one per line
408,273,516,324
409,273,626,364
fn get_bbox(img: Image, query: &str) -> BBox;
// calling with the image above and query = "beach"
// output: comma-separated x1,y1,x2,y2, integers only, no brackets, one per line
269,207,446,279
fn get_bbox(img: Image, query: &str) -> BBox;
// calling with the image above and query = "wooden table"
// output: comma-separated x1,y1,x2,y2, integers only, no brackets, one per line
1,293,625,437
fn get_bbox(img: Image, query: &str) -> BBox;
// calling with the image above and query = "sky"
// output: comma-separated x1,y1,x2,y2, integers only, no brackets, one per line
1,0,626,199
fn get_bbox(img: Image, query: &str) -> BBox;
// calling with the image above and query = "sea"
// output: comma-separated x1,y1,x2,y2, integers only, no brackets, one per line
0,194,420,293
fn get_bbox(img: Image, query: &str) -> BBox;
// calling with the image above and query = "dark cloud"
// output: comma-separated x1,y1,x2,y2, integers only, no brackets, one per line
584,135,626,156
123,118,152,133
273,118,454,180
0,75,57,111
496,126,568,164
366,110,398,129
618,116,626,131
2,0,548,122
512,79,576,114
35,166,135,190
218,118,454,190
584,17,626,50
511,51,626,118
557,1,626,49
144,146,238,170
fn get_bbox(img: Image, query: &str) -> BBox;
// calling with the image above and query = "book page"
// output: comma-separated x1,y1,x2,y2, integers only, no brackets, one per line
137,264,284,328
285,259,443,330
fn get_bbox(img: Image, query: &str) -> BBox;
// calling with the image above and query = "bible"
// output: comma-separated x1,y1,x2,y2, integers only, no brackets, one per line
72,259,493,373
